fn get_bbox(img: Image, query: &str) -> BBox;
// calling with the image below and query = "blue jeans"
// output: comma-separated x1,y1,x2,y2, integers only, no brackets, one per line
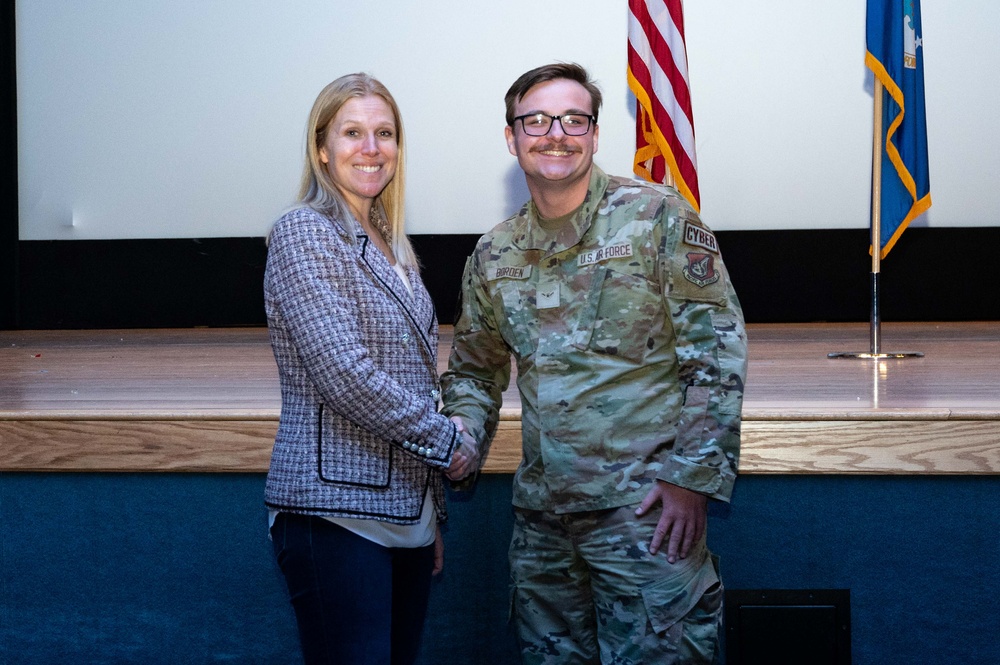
270,512,435,665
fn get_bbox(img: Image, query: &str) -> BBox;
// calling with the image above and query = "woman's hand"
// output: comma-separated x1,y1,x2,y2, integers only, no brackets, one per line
445,416,480,481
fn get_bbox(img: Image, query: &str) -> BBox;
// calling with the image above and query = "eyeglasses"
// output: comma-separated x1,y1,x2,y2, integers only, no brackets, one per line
513,113,596,137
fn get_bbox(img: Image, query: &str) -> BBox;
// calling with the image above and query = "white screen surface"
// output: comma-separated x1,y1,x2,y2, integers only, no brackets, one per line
17,1,1000,240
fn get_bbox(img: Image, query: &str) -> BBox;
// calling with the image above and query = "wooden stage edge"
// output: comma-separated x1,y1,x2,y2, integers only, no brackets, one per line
2,322,999,475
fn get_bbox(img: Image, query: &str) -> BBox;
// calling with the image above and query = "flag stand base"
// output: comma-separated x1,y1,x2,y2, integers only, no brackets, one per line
827,274,923,359
827,351,924,359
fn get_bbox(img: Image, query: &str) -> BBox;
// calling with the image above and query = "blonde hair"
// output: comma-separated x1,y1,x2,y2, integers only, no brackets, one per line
298,73,417,267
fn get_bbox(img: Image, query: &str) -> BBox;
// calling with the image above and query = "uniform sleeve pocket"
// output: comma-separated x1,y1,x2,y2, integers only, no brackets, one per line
710,309,747,416
640,553,722,635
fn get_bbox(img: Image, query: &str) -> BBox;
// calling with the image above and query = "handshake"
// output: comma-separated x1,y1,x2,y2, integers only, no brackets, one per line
445,415,481,482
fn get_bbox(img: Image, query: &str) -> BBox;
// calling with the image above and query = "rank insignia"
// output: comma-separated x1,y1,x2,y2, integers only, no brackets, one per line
682,252,720,287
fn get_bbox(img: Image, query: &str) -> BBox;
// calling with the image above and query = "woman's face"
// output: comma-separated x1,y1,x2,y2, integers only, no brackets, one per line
319,94,398,218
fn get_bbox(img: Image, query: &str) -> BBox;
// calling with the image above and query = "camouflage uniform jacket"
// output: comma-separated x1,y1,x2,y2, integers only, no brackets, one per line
442,167,747,513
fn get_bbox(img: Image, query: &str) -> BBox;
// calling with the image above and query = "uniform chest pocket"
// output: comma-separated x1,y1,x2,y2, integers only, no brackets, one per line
573,267,662,364
490,280,538,358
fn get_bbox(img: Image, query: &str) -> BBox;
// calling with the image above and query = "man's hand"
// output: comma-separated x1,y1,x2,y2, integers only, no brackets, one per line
445,416,480,481
635,480,707,564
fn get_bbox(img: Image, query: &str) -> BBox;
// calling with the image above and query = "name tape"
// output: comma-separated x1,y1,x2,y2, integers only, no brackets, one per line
487,265,532,280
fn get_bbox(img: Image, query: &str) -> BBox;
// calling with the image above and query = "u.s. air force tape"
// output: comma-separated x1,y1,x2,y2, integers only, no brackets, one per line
577,242,633,266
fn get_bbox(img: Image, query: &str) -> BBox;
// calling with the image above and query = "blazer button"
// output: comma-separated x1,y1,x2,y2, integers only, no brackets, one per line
418,446,427,456
401,333,410,346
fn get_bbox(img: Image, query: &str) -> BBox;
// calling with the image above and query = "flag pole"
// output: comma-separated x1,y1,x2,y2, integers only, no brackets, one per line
870,77,885,355
829,78,922,360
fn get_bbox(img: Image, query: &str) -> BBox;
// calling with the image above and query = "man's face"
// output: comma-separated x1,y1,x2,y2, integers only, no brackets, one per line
505,78,599,195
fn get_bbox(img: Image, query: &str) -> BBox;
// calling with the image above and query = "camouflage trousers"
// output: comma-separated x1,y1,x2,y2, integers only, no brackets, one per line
509,505,723,665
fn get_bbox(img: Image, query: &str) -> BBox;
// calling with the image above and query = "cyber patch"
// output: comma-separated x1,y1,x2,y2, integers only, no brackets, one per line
683,221,719,253
682,252,721,287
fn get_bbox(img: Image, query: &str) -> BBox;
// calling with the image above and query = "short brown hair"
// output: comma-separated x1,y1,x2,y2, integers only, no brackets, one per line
504,63,603,127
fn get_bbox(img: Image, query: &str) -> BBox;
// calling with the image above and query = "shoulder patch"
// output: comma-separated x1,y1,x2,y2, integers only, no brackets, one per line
682,252,721,287
682,221,719,254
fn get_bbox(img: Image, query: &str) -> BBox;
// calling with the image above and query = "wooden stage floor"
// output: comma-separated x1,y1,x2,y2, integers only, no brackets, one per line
2,322,998,475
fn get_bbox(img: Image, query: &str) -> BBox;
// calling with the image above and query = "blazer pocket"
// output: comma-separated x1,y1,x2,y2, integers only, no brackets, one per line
317,404,391,488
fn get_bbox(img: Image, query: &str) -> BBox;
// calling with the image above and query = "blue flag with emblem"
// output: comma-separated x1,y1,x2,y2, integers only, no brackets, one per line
865,0,931,258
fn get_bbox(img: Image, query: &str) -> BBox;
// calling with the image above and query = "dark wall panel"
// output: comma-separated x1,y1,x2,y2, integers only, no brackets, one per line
13,227,1000,329
17,238,268,329
1,0,17,330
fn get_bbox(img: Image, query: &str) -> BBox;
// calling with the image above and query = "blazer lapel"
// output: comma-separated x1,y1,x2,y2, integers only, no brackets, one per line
356,236,435,359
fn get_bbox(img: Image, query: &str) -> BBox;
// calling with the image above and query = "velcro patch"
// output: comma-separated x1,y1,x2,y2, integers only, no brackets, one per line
487,265,532,281
682,252,721,287
682,221,719,254
537,283,560,309
577,242,633,267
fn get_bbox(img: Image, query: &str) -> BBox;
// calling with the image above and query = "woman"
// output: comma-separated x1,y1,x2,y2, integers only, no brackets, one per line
264,73,476,665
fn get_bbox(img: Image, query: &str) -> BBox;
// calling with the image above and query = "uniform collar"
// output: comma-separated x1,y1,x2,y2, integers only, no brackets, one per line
512,166,609,256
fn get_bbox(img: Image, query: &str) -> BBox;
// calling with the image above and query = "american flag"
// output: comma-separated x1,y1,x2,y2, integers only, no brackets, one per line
627,0,700,212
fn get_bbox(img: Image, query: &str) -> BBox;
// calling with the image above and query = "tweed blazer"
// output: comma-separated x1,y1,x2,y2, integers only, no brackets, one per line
264,206,459,524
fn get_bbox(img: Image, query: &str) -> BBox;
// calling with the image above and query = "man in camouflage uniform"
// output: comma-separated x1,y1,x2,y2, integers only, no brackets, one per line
441,63,747,664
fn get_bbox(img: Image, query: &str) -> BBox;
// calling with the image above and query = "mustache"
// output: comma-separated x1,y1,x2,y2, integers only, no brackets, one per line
531,143,580,153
